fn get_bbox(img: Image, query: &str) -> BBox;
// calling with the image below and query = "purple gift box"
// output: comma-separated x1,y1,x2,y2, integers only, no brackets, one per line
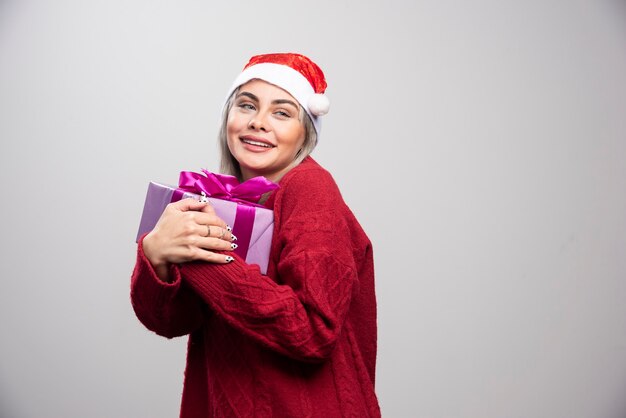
136,171,278,274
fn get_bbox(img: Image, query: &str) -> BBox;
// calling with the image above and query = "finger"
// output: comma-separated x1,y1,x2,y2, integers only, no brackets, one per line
191,212,229,231
177,213,234,243
172,198,210,212
191,248,235,264
203,224,236,242
177,210,225,230
195,203,234,235
195,236,238,252
199,223,212,238
198,201,217,216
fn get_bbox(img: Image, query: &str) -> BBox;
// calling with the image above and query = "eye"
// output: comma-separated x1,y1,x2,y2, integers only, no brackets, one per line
237,102,256,111
274,110,292,118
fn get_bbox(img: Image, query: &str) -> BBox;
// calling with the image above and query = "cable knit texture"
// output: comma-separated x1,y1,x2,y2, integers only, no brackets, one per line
131,157,380,417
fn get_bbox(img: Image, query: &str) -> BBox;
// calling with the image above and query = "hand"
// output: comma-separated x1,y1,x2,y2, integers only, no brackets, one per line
142,198,236,280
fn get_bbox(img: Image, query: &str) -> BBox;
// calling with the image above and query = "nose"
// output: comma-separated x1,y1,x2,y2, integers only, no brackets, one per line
248,113,268,132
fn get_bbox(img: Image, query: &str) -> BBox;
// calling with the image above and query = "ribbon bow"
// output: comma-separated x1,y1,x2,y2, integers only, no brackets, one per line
177,169,279,206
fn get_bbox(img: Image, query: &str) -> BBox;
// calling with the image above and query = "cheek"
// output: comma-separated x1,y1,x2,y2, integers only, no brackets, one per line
227,109,248,131
280,122,305,146
226,115,244,141
294,127,306,150
226,123,242,156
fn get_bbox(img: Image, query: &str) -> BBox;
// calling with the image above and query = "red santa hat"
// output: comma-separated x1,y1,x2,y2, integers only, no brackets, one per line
225,53,330,138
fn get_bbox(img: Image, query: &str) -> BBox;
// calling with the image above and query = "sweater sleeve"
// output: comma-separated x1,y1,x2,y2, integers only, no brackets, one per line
130,235,206,339
179,168,358,362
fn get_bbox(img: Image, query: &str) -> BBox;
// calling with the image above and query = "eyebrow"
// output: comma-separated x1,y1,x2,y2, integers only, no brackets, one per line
237,91,299,110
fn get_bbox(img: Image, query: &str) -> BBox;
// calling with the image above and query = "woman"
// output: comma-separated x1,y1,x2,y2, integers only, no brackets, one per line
131,53,381,417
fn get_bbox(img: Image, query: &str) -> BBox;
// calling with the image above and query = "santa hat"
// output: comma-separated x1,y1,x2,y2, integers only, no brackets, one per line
225,53,330,138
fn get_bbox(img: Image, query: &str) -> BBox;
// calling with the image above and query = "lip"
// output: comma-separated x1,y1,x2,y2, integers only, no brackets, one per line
239,135,276,149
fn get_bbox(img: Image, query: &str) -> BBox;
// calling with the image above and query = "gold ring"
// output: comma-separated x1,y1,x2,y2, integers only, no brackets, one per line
206,225,211,237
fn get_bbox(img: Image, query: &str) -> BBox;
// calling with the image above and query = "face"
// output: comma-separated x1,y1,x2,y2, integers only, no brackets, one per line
227,79,306,182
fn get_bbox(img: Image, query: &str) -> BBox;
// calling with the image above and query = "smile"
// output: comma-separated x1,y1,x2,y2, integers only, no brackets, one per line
241,138,275,148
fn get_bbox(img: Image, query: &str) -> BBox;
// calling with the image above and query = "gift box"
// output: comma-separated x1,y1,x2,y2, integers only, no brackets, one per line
136,170,278,274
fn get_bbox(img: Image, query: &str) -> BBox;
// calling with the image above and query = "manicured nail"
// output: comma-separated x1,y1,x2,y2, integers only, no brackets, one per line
231,234,238,242
226,225,232,232
225,256,234,263
231,243,238,250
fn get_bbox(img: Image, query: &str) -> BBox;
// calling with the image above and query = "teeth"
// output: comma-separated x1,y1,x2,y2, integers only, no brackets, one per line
242,139,273,148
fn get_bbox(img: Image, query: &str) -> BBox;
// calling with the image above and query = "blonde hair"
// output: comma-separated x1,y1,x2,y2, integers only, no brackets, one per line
218,87,318,181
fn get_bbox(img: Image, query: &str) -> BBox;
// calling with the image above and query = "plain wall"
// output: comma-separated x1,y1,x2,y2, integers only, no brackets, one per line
1,0,625,417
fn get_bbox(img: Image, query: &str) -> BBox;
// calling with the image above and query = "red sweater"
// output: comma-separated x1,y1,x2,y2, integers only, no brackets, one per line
131,157,380,417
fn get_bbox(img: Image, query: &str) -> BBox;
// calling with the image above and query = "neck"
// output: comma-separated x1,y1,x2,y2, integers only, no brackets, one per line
241,166,290,183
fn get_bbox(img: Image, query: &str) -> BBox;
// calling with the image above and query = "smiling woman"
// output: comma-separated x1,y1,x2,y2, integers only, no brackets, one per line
130,53,381,417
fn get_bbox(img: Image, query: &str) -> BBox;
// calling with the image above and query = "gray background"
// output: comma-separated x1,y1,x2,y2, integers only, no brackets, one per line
1,0,625,417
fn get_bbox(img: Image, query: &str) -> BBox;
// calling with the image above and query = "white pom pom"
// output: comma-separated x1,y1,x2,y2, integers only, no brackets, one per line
308,94,330,116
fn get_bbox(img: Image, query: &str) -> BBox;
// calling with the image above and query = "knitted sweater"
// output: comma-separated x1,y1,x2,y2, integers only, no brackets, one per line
131,157,381,417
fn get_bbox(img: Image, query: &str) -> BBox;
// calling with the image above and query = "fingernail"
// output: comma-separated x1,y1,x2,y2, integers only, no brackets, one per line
231,243,238,250
231,234,238,242
225,256,234,263
226,225,232,232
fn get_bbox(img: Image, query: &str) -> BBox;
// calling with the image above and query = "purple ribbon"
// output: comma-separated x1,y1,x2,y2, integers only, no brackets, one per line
171,170,279,261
